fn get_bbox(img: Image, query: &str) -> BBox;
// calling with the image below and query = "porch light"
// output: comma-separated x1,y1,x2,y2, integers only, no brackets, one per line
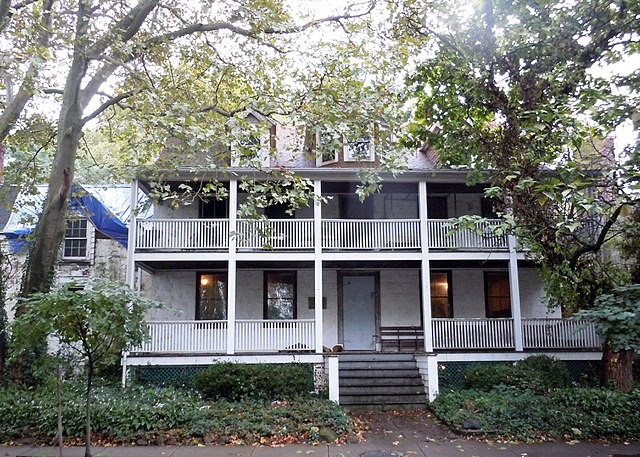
200,277,210,286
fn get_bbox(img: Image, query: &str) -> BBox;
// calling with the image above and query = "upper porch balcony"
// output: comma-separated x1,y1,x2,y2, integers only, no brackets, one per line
134,218,507,252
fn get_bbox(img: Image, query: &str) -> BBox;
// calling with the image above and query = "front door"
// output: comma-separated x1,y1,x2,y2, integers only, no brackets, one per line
341,273,378,350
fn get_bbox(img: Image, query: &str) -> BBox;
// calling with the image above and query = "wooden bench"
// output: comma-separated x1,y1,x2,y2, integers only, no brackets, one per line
380,326,424,352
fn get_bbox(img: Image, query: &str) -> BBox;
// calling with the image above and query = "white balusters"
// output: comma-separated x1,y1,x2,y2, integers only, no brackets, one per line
427,219,507,249
138,321,228,353
321,220,421,250
235,320,315,352
522,318,601,349
136,219,229,250
432,318,515,349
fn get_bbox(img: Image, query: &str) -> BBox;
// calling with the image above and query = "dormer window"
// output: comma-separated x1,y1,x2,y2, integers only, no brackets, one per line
231,130,271,167
314,128,339,167
228,110,276,168
63,218,88,259
344,135,375,162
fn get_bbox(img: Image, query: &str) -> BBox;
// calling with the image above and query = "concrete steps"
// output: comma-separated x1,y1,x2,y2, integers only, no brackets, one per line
338,353,427,409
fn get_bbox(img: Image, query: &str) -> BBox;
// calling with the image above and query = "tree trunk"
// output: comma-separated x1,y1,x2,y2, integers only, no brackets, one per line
85,356,93,457
18,1,89,299
602,340,634,392
12,0,90,382
57,363,63,457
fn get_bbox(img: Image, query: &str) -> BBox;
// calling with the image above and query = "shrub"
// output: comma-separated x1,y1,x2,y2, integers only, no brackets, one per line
0,381,350,444
462,356,571,392
0,382,207,441
514,355,572,392
462,363,514,390
431,386,640,441
194,363,314,401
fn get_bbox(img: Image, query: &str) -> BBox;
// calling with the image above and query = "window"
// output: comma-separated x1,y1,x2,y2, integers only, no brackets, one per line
312,128,339,166
197,273,227,320
264,271,296,319
485,272,511,318
427,196,448,219
200,198,228,219
344,135,375,161
265,202,294,219
230,123,274,167
481,197,498,218
63,218,88,258
430,271,452,318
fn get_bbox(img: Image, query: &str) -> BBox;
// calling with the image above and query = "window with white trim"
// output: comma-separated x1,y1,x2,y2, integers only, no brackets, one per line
313,128,340,166
264,271,297,320
63,218,88,259
229,121,275,168
344,135,375,161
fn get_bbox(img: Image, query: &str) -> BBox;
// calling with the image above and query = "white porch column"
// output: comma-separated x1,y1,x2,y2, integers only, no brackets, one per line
508,234,524,351
313,180,324,354
426,354,439,401
419,181,434,352
126,179,138,288
327,355,339,403
227,179,238,355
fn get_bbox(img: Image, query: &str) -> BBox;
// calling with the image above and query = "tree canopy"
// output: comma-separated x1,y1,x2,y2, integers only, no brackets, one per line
403,0,640,311
0,0,413,300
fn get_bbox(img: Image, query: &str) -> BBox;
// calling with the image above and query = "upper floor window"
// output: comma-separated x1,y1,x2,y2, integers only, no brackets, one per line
307,125,377,165
315,129,340,166
228,111,276,168
264,271,296,319
63,218,88,259
344,135,375,162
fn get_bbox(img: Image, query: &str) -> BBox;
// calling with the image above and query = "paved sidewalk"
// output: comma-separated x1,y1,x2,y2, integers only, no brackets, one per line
3,409,640,457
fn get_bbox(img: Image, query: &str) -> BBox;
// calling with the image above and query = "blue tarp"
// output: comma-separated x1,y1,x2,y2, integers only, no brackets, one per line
69,184,129,248
2,184,149,253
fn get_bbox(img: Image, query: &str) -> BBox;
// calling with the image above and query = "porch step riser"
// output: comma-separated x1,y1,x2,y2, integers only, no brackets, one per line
340,369,421,378
338,361,418,369
338,354,417,362
340,395,427,406
341,386,425,395
340,377,422,387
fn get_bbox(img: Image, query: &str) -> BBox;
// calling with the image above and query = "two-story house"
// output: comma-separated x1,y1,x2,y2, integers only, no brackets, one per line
124,119,601,406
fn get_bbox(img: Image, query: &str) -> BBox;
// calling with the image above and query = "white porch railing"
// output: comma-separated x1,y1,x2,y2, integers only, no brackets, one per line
322,219,421,250
136,219,229,250
139,320,227,353
427,219,507,249
236,219,314,250
522,318,601,349
132,318,599,355
134,218,512,252
235,319,315,352
433,318,515,349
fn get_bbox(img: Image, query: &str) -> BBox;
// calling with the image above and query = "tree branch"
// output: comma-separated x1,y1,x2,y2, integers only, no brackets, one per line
84,0,160,62
81,89,141,126
569,203,626,269
0,0,54,143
